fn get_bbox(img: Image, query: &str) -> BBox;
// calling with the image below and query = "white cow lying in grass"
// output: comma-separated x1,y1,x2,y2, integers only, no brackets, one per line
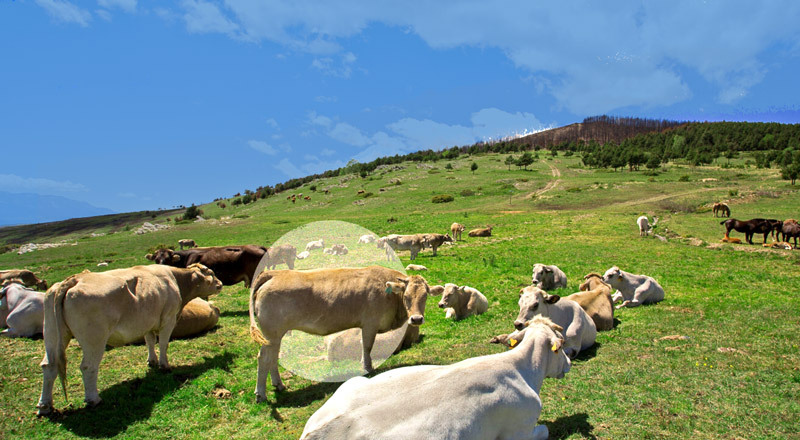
305,239,324,252
514,286,596,359
531,264,567,290
300,316,571,440
430,283,488,320
357,234,376,244
602,266,665,308
0,282,44,338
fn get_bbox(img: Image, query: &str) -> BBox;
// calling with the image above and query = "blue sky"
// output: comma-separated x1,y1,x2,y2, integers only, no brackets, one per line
1,0,799,215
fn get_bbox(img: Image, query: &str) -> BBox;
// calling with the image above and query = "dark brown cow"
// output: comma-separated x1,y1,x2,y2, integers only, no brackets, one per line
720,218,772,244
145,245,267,287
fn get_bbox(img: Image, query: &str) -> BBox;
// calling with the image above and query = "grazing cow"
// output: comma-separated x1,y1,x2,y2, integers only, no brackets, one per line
324,325,418,363
357,234,376,244
0,269,48,291
564,273,615,331
712,203,730,217
721,236,742,243
468,225,493,237
450,222,465,241
780,219,800,247
296,251,310,260
721,218,772,244
514,286,596,358
405,264,427,271
178,239,197,250
602,266,665,308
305,239,324,252
265,244,297,270
304,196,311,201
429,283,488,320
530,263,568,291
249,267,431,398
0,282,44,337
420,233,453,256
637,215,651,236
145,245,267,287
377,234,426,261
36,264,222,415
300,316,570,440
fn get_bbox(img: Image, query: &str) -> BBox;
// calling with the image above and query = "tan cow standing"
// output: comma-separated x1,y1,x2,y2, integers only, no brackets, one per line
450,223,465,241
0,269,48,291
563,273,615,331
178,239,197,250
376,234,426,260
420,233,453,256
36,264,222,415
249,267,430,400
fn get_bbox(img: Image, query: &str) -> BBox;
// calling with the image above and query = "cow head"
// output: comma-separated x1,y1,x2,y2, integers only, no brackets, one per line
602,266,623,287
530,264,552,287
443,234,453,243
145,248,181,265
437,283,462,309
187,263,223,297
579,273,604,291
385,275,429,326
514,286,560,330
35,278,48,291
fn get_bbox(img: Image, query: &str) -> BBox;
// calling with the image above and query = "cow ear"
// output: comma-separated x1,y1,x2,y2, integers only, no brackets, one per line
385,281,404,294
550,337,564,353
145,253,154,261
545,294,560,304
458,285,467,293
429,285,444,296
172,254,181,263
544,266,552,273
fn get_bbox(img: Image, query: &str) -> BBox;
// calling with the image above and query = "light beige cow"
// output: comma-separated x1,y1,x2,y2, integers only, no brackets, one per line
450,222,465,241
300,317,570,440
249,266,430,400
0,269,48,291
265,244,297,269
468,225,493,237
420,233,453,256
324,324,419,363
376,234,426,260
322,244,349,256
405,264,427,271
357,234,376,244
430,283,488,320
563,273,615,331
36,264,222,415
178,239,197,250
514,286,596,359
133,297,220,341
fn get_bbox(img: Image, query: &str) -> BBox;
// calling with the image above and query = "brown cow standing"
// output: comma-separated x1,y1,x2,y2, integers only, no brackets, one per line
146,245,267,287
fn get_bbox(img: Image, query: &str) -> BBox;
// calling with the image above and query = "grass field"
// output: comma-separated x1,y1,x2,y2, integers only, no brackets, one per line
1,153,799,439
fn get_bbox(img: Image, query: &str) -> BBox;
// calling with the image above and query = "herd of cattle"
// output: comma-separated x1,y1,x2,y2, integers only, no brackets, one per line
3,221,667,437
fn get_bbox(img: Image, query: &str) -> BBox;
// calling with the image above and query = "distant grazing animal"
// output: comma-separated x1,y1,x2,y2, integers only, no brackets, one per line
0,283,44,338
712,203,730,217
145,245,267,287
305,239,324,252
265,244,297,269
0,269,48,291
420,233,452,256
530,264,567,291
514,286,596,358
564,273,614,331
468,225,493,237
450,222,465,241
429,283,488,320
178,239,197,250
779,219,799,247
296,251,311,260
36,264,222,415
249,267,431,398
357,234,376,244
324,325,419,363
301,316,570,440
323,244,349,256
637,215,651,236
377,234,426,261
720,218,772,244
602,266,665,308
405,264,427,271
721,236,742,244
304,196,311,201
357,190,365,195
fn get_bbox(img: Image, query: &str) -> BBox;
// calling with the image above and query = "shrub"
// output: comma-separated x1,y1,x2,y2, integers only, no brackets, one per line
219,203,226,209
309,185,316,192
232,198,243,206
183,204,201,220
432,194,454,203
445,163,453,170
729,189,738,197
242,194,254,204
460,189,475,197
387,216,398,223
678,175,690,182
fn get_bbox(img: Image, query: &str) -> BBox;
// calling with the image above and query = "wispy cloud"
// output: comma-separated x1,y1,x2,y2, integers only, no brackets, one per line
35,0,92,27
274,158,303,178
0,174,87,195
97,0,136,13
181,0,238,35
311,52,357,78
265,118,280,130
247,140,277,155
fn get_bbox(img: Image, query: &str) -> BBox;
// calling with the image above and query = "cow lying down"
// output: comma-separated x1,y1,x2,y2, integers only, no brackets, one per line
602,266,665,308
0,282,44,338
429,283,488,320
324,324,419,363
300,317,570,440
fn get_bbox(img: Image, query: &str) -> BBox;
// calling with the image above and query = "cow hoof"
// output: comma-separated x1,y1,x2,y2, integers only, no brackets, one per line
36,404,54,417
274,384,286,393
85,398,102,408
148,360,159,369
159,365,172,372
255,394,269,403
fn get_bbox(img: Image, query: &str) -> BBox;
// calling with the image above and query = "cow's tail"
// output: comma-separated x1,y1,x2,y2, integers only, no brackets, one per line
249,272,271,345
42,276,78,403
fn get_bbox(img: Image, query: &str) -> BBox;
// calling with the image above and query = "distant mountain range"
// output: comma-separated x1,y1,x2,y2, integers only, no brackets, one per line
0,192,115,227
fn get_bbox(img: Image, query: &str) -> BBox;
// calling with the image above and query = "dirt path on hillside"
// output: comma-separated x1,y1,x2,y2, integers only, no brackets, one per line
615,187,723,207
525,162,561,199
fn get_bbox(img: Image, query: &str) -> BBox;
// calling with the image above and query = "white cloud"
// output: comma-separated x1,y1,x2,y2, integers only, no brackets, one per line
315,95,338,103
97,0,136,13
311,52,357,78
181,0,238,35
35,0,92,27
274,158,304,178
247,140,277,155
0,174,87,195
308,111,333,128
387,118,473,150
320,148,336,157
265,118,280,129
95,9,112,21
328,122,371,147
470,108,546,140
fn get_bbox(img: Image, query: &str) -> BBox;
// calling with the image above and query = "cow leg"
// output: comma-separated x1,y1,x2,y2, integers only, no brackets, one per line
79,343,106,407
432,245,438,256
144,332,159,367
360,326,378,373
157,316,178,370
445,307,456,319
531,424,549,440
37,360,59,415
611,291,624,303
255,338,285,401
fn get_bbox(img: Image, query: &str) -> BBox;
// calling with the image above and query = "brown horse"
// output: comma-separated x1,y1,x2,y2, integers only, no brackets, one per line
720,218,772,244
712,202,730,217
779,219,799,247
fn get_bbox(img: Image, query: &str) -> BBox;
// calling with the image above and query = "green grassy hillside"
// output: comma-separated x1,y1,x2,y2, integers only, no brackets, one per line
1,153,799,439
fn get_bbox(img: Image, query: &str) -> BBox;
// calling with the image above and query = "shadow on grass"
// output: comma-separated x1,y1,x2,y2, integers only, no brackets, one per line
219,309,250,318
50,351,234,438
573,342,600,362
545,412,595,440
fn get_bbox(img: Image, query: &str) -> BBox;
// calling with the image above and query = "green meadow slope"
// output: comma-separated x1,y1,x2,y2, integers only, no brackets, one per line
1,153,799,439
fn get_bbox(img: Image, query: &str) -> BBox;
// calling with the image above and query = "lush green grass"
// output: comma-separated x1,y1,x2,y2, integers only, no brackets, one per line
1,153,799,439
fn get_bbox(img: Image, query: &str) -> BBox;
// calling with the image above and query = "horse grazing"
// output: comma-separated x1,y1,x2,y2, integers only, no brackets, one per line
720,218,772,244
712,203,730,218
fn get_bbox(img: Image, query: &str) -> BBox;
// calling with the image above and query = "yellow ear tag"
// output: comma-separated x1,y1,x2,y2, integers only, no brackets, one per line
551,343,559,353
385,285,393,294
509,338,518,348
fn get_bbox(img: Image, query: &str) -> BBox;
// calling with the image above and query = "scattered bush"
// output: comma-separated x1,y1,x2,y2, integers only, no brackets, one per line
432,194,454,203
183,204,202,220
233,214,250,219
219,203,226,209
309,185,317,192
460,189,475,197
387,216,398,223
232,198,243,206
678,175,690,182
566,187,582,192
445,163,453,170
242,194,254,204
729,189,739,197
